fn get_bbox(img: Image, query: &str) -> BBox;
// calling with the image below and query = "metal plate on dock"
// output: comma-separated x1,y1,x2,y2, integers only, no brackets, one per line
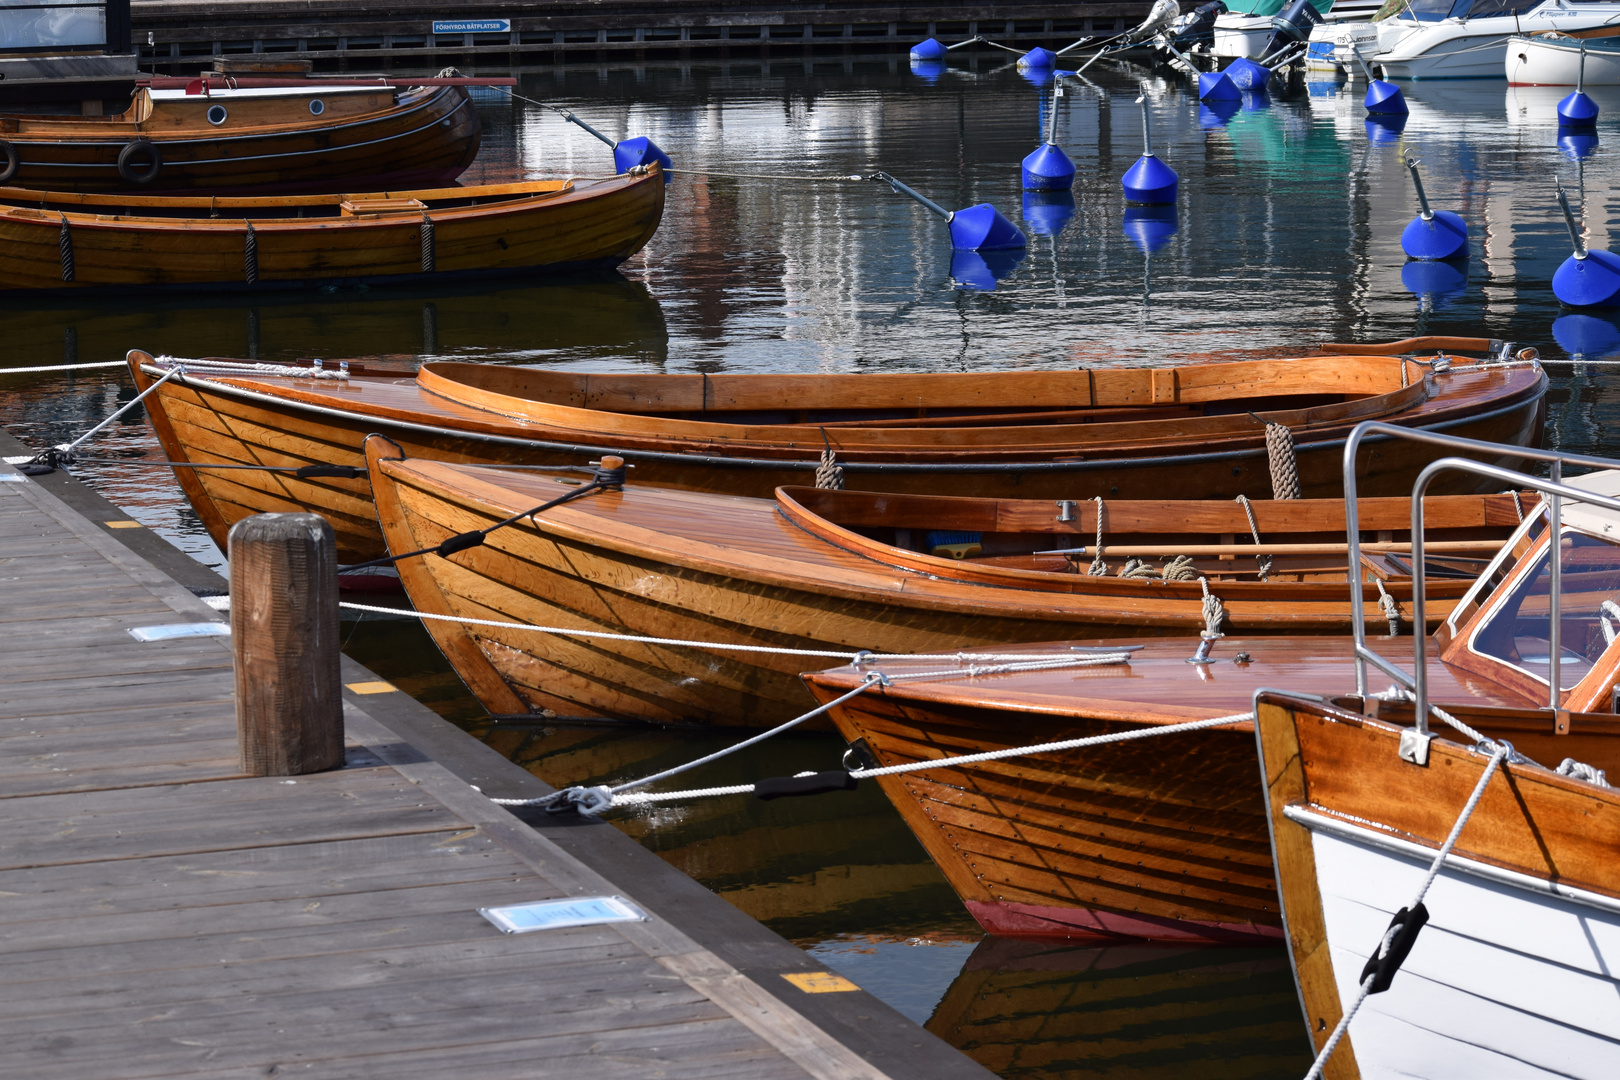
127,622,231,641
479,895,647,934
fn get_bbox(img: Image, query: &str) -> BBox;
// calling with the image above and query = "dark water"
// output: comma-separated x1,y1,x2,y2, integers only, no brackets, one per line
7,53,1620,1077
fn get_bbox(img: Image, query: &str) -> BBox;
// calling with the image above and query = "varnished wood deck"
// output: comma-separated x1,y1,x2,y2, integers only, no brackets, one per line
0,448,991,1080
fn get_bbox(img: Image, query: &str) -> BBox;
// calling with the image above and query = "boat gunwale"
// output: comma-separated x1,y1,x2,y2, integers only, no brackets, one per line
136,357,1549,472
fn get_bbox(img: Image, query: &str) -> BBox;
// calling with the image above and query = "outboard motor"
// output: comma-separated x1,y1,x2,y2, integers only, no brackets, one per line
1262,0,1324,60
1167,1,1228,50
1129,0,1183,44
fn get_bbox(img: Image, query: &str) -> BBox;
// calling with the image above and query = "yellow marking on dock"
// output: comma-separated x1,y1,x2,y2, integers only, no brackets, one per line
104,520,142,529
346,680,397,694
782,972,860,994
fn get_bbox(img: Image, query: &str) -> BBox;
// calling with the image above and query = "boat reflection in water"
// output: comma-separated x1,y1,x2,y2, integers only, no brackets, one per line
925,936,1311,1079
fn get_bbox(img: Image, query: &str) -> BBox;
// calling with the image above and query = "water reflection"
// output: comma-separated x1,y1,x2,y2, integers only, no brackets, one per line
924,937,1312,1079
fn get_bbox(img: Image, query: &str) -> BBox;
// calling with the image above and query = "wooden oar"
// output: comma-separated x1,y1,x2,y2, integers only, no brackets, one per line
1317,336,1495,355
1031,539,1505,558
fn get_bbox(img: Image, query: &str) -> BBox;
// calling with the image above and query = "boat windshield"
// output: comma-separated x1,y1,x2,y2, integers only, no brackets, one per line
1467,530,1620,690
1394,0,1539,19
1222,0,1332,15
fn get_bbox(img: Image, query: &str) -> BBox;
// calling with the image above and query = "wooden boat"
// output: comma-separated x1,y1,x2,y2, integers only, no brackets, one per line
128,337,1547,562
1255,691,1620,1078
0,167,664,294
800,467,1620,941
362,435,1531,727
0,70,488,195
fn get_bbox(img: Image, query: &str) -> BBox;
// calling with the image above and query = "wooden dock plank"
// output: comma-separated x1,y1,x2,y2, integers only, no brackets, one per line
0,464,989,1080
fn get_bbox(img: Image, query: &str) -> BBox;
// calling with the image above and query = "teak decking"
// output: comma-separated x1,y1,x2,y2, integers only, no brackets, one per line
131,350,1546,563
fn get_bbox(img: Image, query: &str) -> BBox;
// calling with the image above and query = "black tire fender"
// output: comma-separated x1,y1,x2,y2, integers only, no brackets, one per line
0,140,18,185
116,139,162,184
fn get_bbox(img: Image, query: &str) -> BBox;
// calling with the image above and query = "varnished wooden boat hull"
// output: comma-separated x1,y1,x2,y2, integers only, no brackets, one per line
0,85,479,194
364,447,1517,727
1255,694,1620,1079
0,169,663,294
132,352,1546,564
799,638,1595,943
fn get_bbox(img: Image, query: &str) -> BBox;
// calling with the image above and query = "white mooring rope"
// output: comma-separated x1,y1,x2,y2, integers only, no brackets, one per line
1,360,127,374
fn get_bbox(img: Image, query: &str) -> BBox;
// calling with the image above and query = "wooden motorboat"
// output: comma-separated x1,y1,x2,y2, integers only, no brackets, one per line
128,337,1547,562
1255,691,1620,1078
0,68,489,195
800,466,1620,941
0,167,664,294
362,435,1531,728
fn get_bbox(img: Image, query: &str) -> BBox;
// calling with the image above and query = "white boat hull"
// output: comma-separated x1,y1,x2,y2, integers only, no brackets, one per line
1291,808,1620,1078
1507,35,1620,84
1373,2,1620,79
1214,14,1276,58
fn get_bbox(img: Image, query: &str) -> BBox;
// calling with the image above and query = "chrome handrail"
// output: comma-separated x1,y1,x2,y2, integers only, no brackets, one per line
1340,419,1620,699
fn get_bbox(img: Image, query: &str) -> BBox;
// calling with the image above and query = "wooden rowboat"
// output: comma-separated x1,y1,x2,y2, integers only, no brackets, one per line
0,167,664,294
1255,692,1620,1078
0,75,485,195
362,437,1530,728
129,339,1546,563
800,469,1620,942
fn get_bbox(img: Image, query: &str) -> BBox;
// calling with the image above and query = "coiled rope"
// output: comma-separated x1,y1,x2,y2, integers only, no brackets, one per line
57,213,74,283
1265,422,1301,500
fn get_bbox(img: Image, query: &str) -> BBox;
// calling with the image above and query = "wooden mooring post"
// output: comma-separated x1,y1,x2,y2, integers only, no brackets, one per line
228,512,344,775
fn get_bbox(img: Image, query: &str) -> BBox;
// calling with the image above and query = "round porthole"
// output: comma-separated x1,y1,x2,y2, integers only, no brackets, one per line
309,99,325,116
206,104,228,125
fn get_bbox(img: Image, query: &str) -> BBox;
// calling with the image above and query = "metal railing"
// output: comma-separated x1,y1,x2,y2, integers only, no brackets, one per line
1340,420,1620,734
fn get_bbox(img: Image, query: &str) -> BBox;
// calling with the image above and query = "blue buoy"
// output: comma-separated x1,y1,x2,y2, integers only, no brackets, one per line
1023,80,1076,191
1366,114,1407,145
1122,97,1177,205
1123,205,1178,255
1022,191,1076,237
910,59,946,83
1224,57,1270,92
1198,71,1243,102
950,248,1027,291
612,136,674,181
1402,259,1468,307
1552,313,1620,359
1399,155,1468,261
1351,48,1407,116
1553,178,1620,307
1022,143,1076,192
1018,47,1057,70
1560,129,1599,160
910,37,947,61
1557,45,1599,127
1200,98,1242,129
949,203,1028,250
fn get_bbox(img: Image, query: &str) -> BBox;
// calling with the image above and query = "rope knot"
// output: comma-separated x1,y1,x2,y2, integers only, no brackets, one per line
537,784,615,817
1199,577,1226,639
1375,579,1402,636
815,446,845,490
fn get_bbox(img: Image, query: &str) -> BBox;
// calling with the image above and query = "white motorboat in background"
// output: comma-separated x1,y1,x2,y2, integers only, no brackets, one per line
1306,0,1387,69
1370,0,1620,80
1214,0,1334,57
1508,28,1620,82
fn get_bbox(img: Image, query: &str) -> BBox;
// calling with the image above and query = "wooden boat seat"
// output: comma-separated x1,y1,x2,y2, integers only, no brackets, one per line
340,198,429,216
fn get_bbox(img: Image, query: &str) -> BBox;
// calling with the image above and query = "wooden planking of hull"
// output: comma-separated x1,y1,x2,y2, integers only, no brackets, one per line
801,606,1620,944
0,82,482,194
130,345,1547,563
1255,693,1620,1079
0,166,664,294
363,440,1530,727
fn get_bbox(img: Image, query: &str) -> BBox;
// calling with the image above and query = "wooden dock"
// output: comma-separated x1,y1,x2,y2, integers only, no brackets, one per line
131,0,1151,71
0,442,994,1080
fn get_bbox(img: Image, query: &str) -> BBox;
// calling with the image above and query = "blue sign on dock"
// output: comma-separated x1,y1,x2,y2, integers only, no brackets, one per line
432,18,510,33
